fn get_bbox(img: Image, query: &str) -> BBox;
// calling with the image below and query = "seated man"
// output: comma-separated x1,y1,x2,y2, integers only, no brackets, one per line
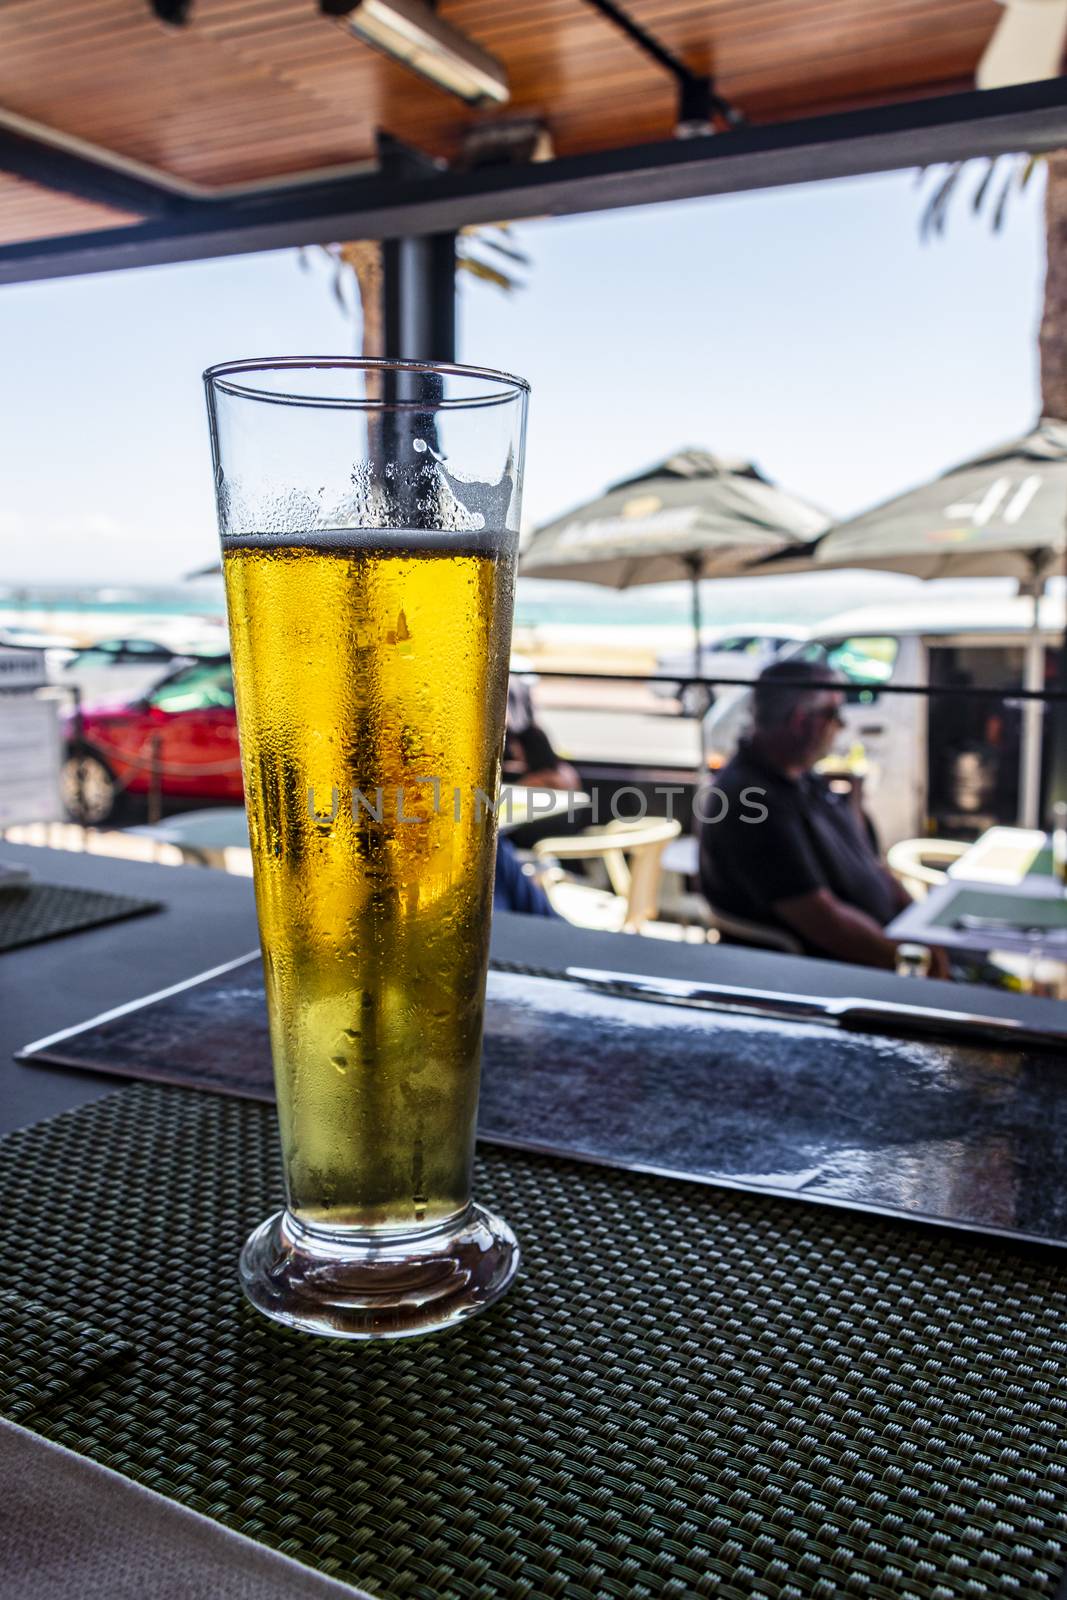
697,660,947,975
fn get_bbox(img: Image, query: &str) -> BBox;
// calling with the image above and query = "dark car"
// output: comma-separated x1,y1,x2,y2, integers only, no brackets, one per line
67,637,186,667
62,657,242,824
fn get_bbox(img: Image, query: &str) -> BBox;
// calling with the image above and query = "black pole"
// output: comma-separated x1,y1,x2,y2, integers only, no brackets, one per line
379,231,458,525
382,232,457,361
1050,522,1067,820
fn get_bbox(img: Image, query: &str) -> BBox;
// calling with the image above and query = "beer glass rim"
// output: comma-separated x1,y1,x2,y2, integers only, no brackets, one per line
203,356,529,412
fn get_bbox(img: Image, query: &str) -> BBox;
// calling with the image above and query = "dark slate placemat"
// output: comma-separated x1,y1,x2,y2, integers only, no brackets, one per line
0,1292,133,1423
0,882,161,953
3,1083,1067,1600
19,954,1067,1248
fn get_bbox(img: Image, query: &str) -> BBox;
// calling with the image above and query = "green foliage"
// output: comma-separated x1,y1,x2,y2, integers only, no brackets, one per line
918,154,1037,240
300,224,530,332
457,223,530,294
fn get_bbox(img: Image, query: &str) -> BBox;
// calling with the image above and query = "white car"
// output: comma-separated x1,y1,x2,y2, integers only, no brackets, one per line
654,629,809,717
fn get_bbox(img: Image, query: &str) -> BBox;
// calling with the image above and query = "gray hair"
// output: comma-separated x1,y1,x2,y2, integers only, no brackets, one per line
752,658,840,731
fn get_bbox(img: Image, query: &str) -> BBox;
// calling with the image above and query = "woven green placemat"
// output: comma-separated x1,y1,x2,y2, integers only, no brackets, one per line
0,882,161,953
2,1082,1066,1600
0,1292,133,1422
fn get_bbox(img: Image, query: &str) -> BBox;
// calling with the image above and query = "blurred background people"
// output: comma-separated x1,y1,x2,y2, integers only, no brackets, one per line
504,674,582,792
494,836,557,917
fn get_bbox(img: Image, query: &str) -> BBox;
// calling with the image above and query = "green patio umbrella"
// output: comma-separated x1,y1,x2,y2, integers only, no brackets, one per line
518,449,830,683
765,420,1067,827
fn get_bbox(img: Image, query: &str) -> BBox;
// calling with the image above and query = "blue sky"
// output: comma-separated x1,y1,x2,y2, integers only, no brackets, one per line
0,163,1046,587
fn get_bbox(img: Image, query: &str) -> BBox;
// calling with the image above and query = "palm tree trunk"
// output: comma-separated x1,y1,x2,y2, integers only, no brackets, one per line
338,240,384,360
1039,154,1067,420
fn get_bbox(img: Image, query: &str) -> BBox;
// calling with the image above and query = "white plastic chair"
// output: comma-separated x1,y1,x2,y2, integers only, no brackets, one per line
532,817,682,933
886,838,969,900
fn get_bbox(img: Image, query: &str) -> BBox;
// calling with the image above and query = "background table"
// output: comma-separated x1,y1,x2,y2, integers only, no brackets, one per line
890,826,1067,966
947,825,1058,888
888,880,1067,966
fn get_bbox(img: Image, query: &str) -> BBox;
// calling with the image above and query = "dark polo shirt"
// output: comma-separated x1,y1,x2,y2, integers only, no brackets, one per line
697,740,898,955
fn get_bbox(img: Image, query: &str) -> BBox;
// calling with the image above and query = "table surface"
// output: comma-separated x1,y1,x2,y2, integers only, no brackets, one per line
5,843,1067,1140
7,844,1067,1600
11,1081,1067,1600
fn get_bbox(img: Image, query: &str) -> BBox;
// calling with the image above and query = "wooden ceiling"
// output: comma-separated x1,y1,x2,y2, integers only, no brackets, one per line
0,0,1004,246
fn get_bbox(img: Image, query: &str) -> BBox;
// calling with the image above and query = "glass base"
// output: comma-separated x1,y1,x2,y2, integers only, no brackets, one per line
238,1202,520,1341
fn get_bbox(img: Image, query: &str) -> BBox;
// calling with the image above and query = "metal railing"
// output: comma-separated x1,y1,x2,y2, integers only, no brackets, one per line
526,668,1067,702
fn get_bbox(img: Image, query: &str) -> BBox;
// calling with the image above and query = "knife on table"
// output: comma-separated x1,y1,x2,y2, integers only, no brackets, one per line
563,966,1067,1054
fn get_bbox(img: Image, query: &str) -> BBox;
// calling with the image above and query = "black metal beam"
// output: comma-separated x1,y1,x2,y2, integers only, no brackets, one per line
0,125,182,218
2,79,1067,285
582,0,700,91
582,0,741,131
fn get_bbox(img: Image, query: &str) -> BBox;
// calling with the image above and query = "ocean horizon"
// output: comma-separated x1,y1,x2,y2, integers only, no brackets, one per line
0,569,1041,640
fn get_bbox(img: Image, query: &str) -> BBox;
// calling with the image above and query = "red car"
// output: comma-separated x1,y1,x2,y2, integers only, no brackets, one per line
63,656,243,824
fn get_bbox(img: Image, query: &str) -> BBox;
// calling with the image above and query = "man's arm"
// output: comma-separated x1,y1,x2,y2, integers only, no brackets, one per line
774,887,949,977
879,865,914,915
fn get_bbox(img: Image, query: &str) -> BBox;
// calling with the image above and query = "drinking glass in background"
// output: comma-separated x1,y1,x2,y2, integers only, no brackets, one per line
204,359,529,1339
1053,801,1067,891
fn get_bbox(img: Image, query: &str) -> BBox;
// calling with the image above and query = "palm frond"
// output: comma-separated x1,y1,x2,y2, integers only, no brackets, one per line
971,158,997,215
456,255,518,293
991,165,1017,233
477,235,532,268
920,152,1041,240
459,224,530,269
920,164,965,241
308,225,530,315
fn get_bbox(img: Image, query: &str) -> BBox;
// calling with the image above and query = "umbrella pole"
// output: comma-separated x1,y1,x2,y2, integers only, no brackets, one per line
686,558,708,766
689,562,703,684
1019,578,1046,829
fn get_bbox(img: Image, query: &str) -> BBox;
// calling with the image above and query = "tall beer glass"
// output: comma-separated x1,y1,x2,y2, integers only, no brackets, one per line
204,359,528,1339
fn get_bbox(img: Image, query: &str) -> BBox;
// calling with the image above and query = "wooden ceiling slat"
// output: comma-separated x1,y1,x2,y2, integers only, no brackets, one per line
481,0,989,72
716,29,999,97
0,0,1004,238
624,0,996,31
0,12,159,58
701,4,997,61
6,83,355,129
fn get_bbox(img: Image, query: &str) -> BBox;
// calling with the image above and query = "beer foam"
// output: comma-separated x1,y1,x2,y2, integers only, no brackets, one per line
221,526,517,558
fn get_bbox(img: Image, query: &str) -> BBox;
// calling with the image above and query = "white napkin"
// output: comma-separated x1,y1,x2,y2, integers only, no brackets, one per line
0,1417,373,1600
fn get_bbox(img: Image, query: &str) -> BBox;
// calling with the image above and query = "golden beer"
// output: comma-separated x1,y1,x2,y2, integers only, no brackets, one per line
223,532,514,1231
207,355,527,1339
